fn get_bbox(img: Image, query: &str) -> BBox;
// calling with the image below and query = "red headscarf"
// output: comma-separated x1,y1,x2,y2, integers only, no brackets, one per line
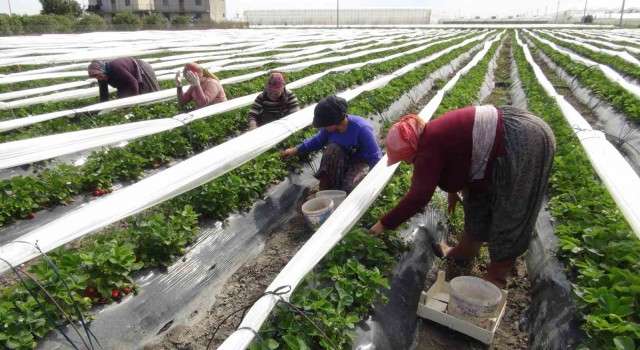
385,114,425,166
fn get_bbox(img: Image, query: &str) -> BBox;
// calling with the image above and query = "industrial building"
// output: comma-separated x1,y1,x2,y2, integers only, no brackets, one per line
87,0,226,23
244,9,431,26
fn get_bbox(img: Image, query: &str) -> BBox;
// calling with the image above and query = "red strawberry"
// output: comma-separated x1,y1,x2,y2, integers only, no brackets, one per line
98,189,106,195
92,190,100,197
27,212,36,219
111,288,119,299
98,297,107,303
123,287,131,295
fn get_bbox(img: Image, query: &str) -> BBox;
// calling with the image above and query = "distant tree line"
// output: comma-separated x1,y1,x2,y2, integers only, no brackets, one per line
0,0,246,36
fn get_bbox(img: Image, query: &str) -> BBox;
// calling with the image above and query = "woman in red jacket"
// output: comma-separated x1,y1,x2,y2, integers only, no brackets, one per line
370,106,556,288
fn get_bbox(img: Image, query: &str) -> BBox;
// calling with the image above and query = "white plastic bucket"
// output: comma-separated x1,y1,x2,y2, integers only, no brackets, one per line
448,276,503,327
301,197,334,229
315,190,347,208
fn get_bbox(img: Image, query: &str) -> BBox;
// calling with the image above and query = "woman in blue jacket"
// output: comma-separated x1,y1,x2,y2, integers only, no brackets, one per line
281,95,382,193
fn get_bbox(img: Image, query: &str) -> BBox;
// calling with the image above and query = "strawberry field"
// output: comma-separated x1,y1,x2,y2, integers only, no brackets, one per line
0,27,638,350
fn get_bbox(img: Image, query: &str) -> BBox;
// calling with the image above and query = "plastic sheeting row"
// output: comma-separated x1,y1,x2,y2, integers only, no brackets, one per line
0,30,455,112
516,31,640,238
538,30,640,66
524,30,640,100
0,31,489,170
554,29,640,55
0,28,420,66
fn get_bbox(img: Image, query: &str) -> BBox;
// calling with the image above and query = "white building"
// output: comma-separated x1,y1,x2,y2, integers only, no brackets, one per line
88,0,226,23
244,9,431,26
546,8,640,25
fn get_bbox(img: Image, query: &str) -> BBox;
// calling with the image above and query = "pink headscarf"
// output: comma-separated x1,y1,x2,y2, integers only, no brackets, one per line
385,114,425,166
265,72,285,94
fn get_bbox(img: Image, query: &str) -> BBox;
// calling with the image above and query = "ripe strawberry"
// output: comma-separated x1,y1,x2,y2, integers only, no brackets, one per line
92,190,100,197
111,288,119,299
99,189,106,195
123,287,131,295
27,212,36,219
98,297,107,303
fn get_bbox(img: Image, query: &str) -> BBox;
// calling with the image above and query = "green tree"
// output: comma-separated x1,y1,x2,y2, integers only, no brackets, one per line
39,0,82,17
0,14,24,36
171,15,191,29
21,14,75,34
112,12,143,31
76,14,107,32
143,13,169,30
583,14,594,24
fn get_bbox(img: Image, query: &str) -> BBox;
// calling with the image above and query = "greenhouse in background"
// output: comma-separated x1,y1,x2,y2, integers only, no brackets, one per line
244,8,431,26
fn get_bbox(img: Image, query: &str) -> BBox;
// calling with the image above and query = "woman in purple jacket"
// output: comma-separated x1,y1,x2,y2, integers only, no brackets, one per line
87,57,160,102
281,95,382,193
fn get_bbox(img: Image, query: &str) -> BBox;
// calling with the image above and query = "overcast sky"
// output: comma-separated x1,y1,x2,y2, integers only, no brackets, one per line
0,0,636,19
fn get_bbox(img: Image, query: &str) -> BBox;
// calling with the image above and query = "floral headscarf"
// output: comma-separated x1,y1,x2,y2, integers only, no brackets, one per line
265,72,285,94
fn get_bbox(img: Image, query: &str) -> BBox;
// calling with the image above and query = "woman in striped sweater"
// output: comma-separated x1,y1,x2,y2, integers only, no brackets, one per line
247,72,300,130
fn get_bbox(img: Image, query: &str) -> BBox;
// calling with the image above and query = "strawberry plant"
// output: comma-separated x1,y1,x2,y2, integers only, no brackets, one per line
514,31,640,349
525,33,640,125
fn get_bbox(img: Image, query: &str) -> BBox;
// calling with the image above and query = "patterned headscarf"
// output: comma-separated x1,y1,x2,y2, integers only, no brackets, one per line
87,60,107,76
385,114,425,166
265,72,285,94
184,62,219,81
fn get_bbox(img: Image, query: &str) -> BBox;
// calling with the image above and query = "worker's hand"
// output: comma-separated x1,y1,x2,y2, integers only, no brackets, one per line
248,122,257,130
184,71,200,87
281,147,298,159
447,192,462,215
174,71,182,87
369,221,386,235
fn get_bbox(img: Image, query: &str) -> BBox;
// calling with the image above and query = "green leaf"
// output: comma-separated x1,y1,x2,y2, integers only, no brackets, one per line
614,336,635,350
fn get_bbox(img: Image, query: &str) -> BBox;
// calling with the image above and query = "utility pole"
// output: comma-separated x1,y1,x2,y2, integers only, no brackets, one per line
620,0,626,27
336,0,339,28
556,0,560,24
7,0,11,15
583,0,588,23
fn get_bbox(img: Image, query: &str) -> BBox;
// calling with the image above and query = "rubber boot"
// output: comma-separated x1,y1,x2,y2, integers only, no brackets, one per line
485,257,517,289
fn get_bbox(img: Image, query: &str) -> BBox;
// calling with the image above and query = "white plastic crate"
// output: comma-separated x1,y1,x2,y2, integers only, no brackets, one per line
417,270,508,344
